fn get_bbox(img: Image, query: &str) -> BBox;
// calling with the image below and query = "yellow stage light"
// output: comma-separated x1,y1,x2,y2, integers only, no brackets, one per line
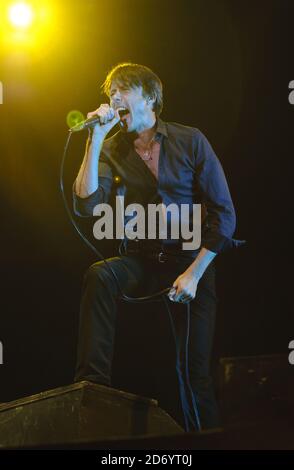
8,2,34,28
66,110,85,129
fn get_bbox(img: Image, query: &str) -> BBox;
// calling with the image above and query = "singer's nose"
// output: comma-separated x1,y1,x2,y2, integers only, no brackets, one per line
112,97,121,108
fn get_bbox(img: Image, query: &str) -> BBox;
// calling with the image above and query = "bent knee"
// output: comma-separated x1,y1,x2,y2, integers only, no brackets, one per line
84,261,113,285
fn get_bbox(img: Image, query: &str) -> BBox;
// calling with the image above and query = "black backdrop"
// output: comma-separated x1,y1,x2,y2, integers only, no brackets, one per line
0,0,293,421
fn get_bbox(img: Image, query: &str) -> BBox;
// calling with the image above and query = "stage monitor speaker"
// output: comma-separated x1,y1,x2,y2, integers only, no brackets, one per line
218,354,294,426
0,381,183,448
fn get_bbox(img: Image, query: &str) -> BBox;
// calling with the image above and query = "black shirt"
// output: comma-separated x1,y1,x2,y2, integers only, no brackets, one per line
73,118,243,254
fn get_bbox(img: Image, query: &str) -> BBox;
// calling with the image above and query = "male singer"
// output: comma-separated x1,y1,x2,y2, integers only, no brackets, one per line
73,62,239,430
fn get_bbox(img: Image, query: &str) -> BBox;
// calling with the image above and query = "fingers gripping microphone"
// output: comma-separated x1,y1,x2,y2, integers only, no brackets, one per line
70,109,129,132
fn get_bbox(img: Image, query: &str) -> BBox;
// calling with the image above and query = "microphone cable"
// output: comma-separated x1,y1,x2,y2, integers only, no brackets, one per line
60,129,202,431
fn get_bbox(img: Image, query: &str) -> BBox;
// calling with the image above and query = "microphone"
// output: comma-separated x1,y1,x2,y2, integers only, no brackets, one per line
70,115,103,132
70,108,129,132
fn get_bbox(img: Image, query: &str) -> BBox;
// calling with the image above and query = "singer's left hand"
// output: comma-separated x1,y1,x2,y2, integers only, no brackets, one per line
168,271,199,303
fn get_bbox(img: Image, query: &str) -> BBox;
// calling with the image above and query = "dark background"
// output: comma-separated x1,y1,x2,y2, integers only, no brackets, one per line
0,0,293,421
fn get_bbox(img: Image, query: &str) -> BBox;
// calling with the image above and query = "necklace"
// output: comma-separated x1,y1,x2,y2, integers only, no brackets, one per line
140,148,153,161
134,137,154,162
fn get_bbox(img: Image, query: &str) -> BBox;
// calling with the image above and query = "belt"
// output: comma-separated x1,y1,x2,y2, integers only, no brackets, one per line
126,248,170,263
124,243,196,264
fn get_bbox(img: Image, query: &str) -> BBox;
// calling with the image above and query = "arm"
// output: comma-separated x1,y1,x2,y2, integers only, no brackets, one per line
194,130,237,253
73,105,120,216
74,129,106,198
169,130,236,303
186,247,216,281
169,247,216,303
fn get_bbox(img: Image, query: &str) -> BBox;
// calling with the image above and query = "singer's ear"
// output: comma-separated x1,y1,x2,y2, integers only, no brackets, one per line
147,95,155,106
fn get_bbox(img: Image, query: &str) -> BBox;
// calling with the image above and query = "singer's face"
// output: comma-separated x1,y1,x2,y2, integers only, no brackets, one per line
109,82,155,133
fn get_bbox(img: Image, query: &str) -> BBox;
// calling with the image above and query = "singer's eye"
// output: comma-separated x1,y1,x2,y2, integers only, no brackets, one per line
110,85,130,98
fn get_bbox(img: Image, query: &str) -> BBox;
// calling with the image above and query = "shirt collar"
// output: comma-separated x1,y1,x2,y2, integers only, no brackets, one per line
119,117,168,144
155,118,168,139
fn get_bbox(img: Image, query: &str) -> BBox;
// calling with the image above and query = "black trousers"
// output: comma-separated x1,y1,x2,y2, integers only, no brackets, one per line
74,253,220,430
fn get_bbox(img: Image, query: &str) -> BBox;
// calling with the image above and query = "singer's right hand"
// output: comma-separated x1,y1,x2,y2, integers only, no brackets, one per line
87,104,120,136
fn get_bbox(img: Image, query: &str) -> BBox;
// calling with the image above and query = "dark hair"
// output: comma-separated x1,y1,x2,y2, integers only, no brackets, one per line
101,62,163,116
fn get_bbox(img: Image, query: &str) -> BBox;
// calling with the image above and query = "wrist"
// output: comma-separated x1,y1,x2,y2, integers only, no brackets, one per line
186,265,202,282
92,127,107,142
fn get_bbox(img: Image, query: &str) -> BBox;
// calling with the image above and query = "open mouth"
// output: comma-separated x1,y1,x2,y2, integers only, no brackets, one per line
117,107,130,120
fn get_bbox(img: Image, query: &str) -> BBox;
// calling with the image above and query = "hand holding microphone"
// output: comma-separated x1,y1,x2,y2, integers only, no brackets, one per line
70,104,120,134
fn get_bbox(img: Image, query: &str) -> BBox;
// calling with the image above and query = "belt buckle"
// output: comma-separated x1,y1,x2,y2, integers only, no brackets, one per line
158,252,166,263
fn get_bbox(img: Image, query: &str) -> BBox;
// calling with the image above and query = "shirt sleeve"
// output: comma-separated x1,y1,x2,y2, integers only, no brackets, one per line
73,149,114,218
194,130,245,253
